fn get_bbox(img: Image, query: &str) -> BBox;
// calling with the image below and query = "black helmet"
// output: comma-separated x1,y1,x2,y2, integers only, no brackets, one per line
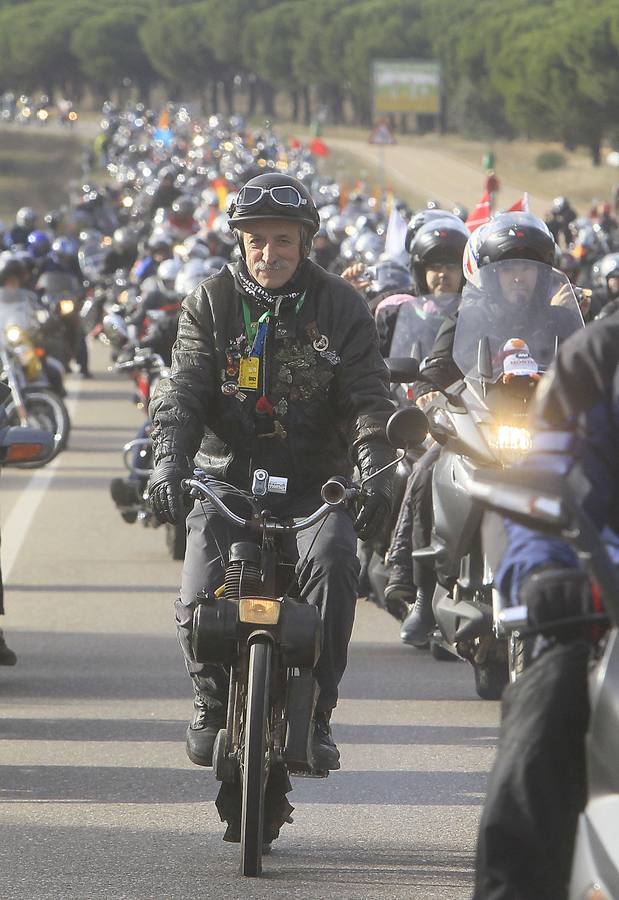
404,208,458,254
15,206,37,230
0,253,26,286
228,172,320,233
112,226,139,256
171,195,195,217
409,217,469,293
552,196,569,215
476,212,556,269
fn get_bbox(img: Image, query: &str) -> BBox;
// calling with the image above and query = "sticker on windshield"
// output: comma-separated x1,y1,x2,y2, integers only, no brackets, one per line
501,339,539,380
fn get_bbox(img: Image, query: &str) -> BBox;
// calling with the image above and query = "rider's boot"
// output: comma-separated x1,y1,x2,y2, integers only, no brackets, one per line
186,680,226,767
384,563,415,621
400,572,436,646
0,629,17,666
311,710,340,771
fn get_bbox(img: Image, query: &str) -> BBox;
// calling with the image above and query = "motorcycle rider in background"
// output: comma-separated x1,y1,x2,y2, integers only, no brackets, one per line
383,217,468,623
148,172,395,771
5,207,38,249
474,309,619,900
394,214,565,645
0,253,44,665
545,196,577,248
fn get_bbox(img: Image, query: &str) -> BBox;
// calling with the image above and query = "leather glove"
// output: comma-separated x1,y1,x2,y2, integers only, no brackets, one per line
354,438,395,542
520,567,592,637
148,455,190,525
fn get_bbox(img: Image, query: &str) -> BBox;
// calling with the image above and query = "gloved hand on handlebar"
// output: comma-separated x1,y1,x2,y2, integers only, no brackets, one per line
148,454,191,525
354,438,395,542
520,567,593,638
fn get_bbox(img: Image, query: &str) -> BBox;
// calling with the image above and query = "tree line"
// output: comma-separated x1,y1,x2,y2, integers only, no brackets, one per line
1,0,618,161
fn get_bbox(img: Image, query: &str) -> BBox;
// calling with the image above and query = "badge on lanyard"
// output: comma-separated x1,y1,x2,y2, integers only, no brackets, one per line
239,356,260,390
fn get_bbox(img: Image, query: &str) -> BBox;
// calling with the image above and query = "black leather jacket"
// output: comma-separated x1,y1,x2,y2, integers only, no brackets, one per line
150,261,394,497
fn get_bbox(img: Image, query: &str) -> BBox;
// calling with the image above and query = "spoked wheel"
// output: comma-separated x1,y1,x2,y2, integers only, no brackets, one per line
7,388,71,466
240,638,272,877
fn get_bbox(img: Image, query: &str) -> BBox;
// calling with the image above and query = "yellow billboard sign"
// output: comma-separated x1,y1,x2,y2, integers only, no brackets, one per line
373,60,441,115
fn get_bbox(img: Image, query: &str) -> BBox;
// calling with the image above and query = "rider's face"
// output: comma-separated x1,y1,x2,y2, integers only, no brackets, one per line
242,220,302,289
425,262,461,295
497,260,538,304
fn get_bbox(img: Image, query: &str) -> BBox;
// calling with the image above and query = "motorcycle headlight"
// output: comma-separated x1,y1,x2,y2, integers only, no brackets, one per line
59,299,75,315
487,424,532,464
122,196,134,208
238,597,281,625
6,325,24,344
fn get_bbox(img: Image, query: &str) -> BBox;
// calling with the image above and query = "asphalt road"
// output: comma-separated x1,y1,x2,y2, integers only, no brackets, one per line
0,341,499,900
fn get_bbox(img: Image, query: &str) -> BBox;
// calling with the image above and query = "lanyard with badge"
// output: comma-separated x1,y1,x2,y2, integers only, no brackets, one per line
238,293,306,392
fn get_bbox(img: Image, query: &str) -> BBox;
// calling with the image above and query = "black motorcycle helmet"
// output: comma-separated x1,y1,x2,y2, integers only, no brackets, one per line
409,217,469,293
0,253,26,286
112,226,139,257
228,172,320,258
404,208,457,254
476,212,556,268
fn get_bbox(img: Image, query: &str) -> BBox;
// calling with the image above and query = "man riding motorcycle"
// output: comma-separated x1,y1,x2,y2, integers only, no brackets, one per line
474,308,619,900
148,172,395,772
382,215,468,623
394,213,565,645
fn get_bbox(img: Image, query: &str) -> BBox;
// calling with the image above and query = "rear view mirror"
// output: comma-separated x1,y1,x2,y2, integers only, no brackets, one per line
386,407,428,449
385,357,420,384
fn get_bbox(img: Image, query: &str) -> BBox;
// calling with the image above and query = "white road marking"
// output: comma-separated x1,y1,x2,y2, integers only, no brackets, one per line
1,384,80,581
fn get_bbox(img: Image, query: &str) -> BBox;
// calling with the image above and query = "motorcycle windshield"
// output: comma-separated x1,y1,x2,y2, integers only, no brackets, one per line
390,294,459,360
453,261,584,382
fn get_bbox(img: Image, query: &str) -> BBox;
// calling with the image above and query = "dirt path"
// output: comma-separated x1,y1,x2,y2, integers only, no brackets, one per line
326,136,553,217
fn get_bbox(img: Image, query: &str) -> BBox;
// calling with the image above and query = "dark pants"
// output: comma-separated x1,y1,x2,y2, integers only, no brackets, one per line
474,641,590,900
176,494,360,715
389,444,439,586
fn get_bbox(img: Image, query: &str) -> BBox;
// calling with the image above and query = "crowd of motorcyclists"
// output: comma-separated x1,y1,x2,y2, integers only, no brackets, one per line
2,99,619,896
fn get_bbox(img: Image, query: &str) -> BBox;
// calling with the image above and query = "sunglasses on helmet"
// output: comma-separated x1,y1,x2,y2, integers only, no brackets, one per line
235,185,308,209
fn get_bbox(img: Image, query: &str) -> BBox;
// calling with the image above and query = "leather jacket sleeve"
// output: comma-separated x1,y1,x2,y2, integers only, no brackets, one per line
148,288,218,463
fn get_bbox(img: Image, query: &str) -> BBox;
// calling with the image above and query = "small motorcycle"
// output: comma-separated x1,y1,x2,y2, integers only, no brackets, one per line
468,465,619,899
183,406,427,876
0,325,71,464
108,328,186,560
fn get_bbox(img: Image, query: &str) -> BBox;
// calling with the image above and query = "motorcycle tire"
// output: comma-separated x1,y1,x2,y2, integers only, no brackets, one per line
474,659,509,701
165,518,187,561
240,638,272,877
7,388,71,467
508,632,535,683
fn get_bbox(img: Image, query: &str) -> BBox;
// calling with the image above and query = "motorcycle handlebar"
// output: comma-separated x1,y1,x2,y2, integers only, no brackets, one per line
181,476,359,533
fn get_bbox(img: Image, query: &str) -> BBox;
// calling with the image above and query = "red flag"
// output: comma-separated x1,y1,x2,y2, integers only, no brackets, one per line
308,137,329,157
465,191,491,231
506,192,529,213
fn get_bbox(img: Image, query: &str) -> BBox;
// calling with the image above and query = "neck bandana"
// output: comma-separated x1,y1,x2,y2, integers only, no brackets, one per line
233,259,311,311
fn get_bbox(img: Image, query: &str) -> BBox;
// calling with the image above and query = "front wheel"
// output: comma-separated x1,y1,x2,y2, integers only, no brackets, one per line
240,638,272,877
474,659,509,700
